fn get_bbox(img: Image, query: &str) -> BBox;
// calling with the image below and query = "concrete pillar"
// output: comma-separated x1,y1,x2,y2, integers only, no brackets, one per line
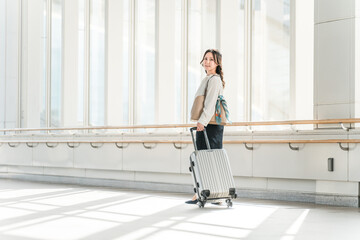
314,0,359,122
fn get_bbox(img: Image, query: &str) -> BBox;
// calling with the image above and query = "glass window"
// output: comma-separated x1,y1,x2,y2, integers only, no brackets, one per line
19,0,47,129
187,0,217,122
89,0,106,126
13,0,303,130
2,2,20,129
50,0,63,127
251,0,291,122
135,0,155,125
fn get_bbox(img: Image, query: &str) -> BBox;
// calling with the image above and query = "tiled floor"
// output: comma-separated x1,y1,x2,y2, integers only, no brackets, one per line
0,179,360,240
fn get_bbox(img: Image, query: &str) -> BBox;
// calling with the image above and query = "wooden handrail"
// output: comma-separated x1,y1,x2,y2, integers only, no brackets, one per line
0,139,359,144
229,118,360,126
0,139,355,151
0,118,360,133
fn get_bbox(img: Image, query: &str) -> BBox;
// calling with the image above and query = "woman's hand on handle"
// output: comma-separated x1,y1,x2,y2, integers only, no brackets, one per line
197,122,205,131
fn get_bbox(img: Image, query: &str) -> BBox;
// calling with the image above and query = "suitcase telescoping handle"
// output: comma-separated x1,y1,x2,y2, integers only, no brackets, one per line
190,127,211,151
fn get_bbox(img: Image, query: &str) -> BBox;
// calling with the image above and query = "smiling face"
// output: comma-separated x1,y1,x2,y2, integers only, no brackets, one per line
201,52,218,75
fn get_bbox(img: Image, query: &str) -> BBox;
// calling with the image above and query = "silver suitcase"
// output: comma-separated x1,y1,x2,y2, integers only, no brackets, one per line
189,127,237,208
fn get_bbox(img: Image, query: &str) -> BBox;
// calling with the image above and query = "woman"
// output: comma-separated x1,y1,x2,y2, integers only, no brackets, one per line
186,49,227,204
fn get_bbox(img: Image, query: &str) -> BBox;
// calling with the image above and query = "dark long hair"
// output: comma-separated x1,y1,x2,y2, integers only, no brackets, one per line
200,49,225,88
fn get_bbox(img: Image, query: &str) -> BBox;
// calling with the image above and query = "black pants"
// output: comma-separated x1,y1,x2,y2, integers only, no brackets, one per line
196,124,224,150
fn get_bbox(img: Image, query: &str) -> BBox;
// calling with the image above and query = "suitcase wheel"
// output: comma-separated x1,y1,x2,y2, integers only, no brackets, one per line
226,199,233,208
229,188,236,196
197,200,205,208
201,190,210,198
229,188,237,199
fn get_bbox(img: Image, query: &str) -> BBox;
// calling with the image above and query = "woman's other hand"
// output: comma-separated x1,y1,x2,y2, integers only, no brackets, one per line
197,122,205,131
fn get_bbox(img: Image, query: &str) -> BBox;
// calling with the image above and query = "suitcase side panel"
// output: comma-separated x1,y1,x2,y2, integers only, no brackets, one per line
214,149,235,195
209,150,234,198
193,149,235,199
190,152,205,199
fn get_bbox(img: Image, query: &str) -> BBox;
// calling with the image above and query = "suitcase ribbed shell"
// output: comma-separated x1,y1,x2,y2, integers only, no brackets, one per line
190,148,235,200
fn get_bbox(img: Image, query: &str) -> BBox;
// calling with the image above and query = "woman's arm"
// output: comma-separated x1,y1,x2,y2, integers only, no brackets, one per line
198,76,222,128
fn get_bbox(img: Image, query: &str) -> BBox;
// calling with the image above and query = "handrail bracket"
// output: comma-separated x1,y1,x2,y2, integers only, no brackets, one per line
288,143,299,151
338,142,349,151
340,123,350,131
173,143,187,150
244,143,253,151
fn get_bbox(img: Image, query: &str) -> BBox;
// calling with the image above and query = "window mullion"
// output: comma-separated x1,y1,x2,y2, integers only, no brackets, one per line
155,0,159,124
46,0,52,128
83,0,90,127
290,0,296,119
104,0,109,126
216,0,220,49
61,0,65,127
244,0,252,122
18,0,22,128
129,0,135,127
181,0,188,124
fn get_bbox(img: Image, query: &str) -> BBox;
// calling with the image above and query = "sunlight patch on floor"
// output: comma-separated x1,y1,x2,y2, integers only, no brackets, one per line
4,215,120,240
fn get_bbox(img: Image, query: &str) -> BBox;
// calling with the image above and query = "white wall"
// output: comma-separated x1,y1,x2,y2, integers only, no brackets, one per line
0,129,359,207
